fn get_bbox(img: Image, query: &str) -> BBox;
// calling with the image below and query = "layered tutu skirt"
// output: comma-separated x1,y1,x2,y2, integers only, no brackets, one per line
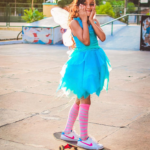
57,45,112,99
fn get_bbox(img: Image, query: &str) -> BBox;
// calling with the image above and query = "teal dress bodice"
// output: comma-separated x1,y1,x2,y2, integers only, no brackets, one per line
72,17,100,51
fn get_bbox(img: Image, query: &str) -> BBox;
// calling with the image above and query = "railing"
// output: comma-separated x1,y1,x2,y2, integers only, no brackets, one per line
100,14,144,36
0,6,42,27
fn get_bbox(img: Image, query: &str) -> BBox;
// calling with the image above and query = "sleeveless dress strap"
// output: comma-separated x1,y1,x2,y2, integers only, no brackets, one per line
73,17,97,31
73,17,83,28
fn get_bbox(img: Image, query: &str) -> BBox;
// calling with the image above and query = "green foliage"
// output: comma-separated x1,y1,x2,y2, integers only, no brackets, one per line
57,0,104,7
113,6,124,18
22,8,44,23
96,0,103,5
96,2,115,18
146,12,150,15
111,0,124,18
105,0,124,6
57,0,73,8
127,2,136,13
46,0,58,3
53,0,59,3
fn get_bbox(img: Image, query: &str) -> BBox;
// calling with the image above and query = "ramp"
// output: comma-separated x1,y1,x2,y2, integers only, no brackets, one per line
99,25,141,51
22,17,62,45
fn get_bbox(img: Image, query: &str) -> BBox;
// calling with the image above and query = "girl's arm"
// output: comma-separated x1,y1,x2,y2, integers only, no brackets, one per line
70,4,90,46
89,5,106,42
90,19,106,42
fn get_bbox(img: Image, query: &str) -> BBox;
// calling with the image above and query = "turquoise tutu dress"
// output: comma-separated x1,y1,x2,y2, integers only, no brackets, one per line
57,17,112,99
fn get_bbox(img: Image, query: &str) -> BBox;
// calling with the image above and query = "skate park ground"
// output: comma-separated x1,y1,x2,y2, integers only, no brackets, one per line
0,43,150,150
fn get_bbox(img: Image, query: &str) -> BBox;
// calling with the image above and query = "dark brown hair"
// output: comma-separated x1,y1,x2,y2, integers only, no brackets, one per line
68,0,86,22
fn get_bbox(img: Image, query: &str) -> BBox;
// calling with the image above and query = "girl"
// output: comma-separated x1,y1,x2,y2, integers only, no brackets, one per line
56,0,112,149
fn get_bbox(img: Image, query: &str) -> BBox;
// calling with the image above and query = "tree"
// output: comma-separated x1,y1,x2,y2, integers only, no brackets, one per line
57,0,73,8
57,0,104,7
127,2,135,13
96,0,103,5
106,0,124,17
96,2,115,17
105,0,124,5
22,8,45,22
32,0,34,10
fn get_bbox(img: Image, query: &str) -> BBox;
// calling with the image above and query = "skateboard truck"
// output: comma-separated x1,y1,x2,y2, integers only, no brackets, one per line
59,144,78,150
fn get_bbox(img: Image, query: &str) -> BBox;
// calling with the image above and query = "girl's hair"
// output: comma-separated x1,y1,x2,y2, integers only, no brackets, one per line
67,0,86,49
68,0,86,23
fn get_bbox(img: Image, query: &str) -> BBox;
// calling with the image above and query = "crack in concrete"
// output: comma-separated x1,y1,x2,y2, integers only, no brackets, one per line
0,138,50,149
88,121,123,128
71,120,124,128
50,102,69,110
20,91,55,97
0,91,16,97
0,113,39,128
137,74,150,80
112,87,150,97
126,110,150,128
98,128,120,142
99,111,150,142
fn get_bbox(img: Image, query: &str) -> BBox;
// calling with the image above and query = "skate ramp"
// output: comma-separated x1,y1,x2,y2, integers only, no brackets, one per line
22,17,62,44
99,25,141,51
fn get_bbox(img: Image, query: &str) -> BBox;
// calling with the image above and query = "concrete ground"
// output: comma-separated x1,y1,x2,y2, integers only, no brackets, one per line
0,30,22,40
0,22,26,27
0,44,150,150
0,22,26,40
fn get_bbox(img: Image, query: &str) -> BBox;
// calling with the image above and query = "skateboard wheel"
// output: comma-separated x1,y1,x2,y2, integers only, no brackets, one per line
70,147,77,150
74,147,78,150
59,145,64,150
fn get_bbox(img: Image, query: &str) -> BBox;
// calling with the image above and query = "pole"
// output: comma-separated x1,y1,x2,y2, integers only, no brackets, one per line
15,0,16,16
137,0,140,24
124,0,127,15
32,0,34,11
111,22,113,36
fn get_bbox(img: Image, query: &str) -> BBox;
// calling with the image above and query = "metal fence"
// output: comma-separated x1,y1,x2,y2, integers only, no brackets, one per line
0,4,149,27
0,4,43,26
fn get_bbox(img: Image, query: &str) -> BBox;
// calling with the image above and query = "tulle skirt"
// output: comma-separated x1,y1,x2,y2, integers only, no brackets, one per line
56,46,112,99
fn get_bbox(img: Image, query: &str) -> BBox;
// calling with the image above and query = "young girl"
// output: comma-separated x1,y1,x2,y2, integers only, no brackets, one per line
57,0,112,149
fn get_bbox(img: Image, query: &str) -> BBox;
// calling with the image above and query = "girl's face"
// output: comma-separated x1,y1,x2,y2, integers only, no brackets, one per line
82,0,95,16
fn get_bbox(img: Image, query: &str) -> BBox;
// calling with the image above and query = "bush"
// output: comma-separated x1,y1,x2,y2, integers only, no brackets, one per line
22,8,45,23
127,2,136,13
57,0,73,8
111,0,124,18
146,12,150,15
96,2,115,18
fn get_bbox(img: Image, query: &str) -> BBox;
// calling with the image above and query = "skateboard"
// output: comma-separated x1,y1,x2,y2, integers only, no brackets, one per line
53,132,105,150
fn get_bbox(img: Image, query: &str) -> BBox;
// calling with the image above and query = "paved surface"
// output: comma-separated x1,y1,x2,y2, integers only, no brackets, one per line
0,22,27,27
0,30,22,40
0,40,23,45
0,22,26,40
0,44,150,150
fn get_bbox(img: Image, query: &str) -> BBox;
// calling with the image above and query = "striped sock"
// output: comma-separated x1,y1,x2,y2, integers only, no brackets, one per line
64,103,79,134
79,104,90,141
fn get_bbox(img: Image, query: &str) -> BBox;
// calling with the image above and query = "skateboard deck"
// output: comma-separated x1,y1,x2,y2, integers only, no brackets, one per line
53,132,104,150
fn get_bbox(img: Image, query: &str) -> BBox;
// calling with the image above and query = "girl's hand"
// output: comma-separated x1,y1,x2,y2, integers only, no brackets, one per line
79,4,87,22
89,4,96,23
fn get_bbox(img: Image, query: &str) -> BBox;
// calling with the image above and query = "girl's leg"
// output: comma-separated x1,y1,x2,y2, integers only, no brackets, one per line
75,97,80,105
64,97,80,134
79,95,91,140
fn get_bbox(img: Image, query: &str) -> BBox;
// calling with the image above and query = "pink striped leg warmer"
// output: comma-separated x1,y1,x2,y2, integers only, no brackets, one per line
64,103,79,134
79,104,90,141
